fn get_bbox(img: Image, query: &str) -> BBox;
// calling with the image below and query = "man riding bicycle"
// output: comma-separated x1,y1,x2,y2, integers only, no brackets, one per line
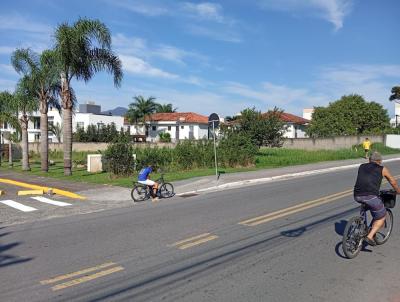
354,151,400,246
138,165,159,201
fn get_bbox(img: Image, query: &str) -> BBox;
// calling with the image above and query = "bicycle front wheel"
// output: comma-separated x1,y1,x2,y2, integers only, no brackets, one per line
375,209,393,245
342,216,366,259
131,185,149,202
159,183,174,198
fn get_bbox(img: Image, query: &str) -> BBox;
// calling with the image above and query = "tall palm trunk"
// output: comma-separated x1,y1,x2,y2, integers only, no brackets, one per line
8,140,13,167
61,74,72,176
40,99,49,172
20,114,30,171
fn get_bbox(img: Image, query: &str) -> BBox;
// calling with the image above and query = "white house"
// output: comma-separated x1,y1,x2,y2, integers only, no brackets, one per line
1,102,124,143
279,113,309,138
142,112,210,142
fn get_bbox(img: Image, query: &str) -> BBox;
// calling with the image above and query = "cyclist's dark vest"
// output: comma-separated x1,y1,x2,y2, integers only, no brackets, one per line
354,162,383,197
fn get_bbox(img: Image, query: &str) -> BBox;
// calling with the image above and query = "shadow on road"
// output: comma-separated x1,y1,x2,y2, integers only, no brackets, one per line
0,227,33,268
334,220,347,236
60,205,361,302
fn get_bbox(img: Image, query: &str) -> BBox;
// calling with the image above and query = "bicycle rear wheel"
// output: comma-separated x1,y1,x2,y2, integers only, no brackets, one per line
159,183,174,198
342,216,366,259
375,209,393,245
131,185,149,202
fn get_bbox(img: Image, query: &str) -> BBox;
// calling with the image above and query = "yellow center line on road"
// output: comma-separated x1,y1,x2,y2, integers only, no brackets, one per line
239,175,400,227
51,266,124,291
40,262,116,285
169,233,219,250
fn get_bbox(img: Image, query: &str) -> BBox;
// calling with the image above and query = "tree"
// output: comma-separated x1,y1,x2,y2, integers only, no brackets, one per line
307,94,390,137
54,18,123,175
229,107,285,148
11,48,61,172
49,122,62,143
0,91,20,167
13,77,39,171
156,103,177,113
389,86,400,102
125,95,157,124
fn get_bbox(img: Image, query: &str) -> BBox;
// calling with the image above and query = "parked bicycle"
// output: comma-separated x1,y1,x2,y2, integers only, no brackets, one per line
342,189,396,259
131,174,174,202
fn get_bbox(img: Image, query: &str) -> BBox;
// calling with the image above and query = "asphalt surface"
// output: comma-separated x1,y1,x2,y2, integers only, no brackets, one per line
1,162,400,301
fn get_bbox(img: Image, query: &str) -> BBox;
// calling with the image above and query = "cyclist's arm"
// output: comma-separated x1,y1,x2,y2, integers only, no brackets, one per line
382,167,400,194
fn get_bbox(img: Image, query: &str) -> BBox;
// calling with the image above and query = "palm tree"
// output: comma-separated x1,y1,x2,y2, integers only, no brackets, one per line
126,96,157,123
54,18,123,175
0,91,20,167
11,48,61,172
156,103,177,113
13,77,39,171
49,122,62,143
389,86,400,102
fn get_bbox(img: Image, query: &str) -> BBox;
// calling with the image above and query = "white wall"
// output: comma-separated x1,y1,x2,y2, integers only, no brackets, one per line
282,124,307,138
385,134,400,149
147,122,209,142
73,113,124,132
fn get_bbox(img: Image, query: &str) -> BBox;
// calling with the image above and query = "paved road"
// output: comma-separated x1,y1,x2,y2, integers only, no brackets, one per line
1,162,400,301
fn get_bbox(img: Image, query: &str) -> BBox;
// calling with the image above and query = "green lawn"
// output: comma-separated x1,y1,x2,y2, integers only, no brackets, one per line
1,143,399,188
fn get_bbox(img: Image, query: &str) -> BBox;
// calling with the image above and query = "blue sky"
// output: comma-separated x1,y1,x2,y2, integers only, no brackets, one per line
0,0,399,117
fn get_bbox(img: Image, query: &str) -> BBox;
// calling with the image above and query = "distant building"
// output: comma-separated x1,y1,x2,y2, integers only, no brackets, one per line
277,113,309,138
303,108,314,121
1,102,124,143
390,103,400,127
144,112,210,142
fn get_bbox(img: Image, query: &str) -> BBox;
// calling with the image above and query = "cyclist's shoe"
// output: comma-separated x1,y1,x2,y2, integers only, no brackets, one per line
364,237,377,246
152,197,159,202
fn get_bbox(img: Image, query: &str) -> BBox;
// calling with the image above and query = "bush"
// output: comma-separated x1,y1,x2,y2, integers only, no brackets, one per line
103,136,135,177
134,146,173,171
218,132,257,167
159,132,171,142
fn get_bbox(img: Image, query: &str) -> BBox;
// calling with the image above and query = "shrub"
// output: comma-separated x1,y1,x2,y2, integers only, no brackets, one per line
103,136,135,177
218,131,257,167
134,146,173,171
159,132,171,142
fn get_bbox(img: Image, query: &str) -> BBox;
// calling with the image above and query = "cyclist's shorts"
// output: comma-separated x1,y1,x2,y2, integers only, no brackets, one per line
138,179,156,186
354,195,386,220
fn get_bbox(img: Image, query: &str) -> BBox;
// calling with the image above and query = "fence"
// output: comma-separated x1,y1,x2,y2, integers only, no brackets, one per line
282,135,385,150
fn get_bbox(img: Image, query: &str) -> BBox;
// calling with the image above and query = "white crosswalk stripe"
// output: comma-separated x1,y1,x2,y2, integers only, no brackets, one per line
0,200,38,212
31,196,72,207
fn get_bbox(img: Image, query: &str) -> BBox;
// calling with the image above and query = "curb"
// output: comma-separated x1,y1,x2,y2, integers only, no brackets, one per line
176,157,400,196
0,178,86,200
17,189,44,196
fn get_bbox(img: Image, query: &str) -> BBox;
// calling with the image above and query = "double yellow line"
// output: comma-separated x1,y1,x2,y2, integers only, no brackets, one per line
40,262,124,291
239,175,400,227
239,189,353,226
169,233,219,250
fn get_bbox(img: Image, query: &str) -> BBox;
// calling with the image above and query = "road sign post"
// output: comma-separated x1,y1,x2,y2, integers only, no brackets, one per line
208,113,220,179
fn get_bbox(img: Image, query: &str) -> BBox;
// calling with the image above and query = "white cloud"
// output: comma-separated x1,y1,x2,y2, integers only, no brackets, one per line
119,54,179,79
258,0,353,30
0,15,52,34
107,0,169,16
186,24,242,43
182,2,225,23
0,78,16,91
0,64,17,75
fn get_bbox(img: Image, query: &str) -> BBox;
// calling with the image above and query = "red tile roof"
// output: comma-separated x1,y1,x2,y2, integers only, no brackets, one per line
277,113,310,125
147,112,209,124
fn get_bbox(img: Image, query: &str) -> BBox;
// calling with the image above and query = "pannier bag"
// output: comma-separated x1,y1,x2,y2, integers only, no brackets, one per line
380,190,397,208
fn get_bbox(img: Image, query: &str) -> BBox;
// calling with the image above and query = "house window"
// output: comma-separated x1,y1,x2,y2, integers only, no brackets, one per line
3,122,8,129
168,126,171,131
33,117,40,129
34,133,40,142
181,125,184,129
76,122,84,129
152,126,157,131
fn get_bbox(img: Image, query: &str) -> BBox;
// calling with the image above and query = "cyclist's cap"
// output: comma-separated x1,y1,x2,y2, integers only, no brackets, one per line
369,151,382,162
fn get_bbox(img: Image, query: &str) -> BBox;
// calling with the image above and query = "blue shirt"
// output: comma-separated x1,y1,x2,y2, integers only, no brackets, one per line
138,167,152,181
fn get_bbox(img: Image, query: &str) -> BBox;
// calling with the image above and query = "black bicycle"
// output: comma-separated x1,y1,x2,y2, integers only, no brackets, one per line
131,174,174,202
342,189,396,259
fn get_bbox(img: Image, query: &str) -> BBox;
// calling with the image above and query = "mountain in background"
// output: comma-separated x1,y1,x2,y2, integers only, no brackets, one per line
101,107,128,116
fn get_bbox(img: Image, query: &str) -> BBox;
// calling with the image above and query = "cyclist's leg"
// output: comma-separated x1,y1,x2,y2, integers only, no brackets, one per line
365,197,386,241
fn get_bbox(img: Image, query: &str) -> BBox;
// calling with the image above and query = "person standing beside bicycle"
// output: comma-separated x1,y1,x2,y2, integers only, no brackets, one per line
354,151,400,246
138,165,159,201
